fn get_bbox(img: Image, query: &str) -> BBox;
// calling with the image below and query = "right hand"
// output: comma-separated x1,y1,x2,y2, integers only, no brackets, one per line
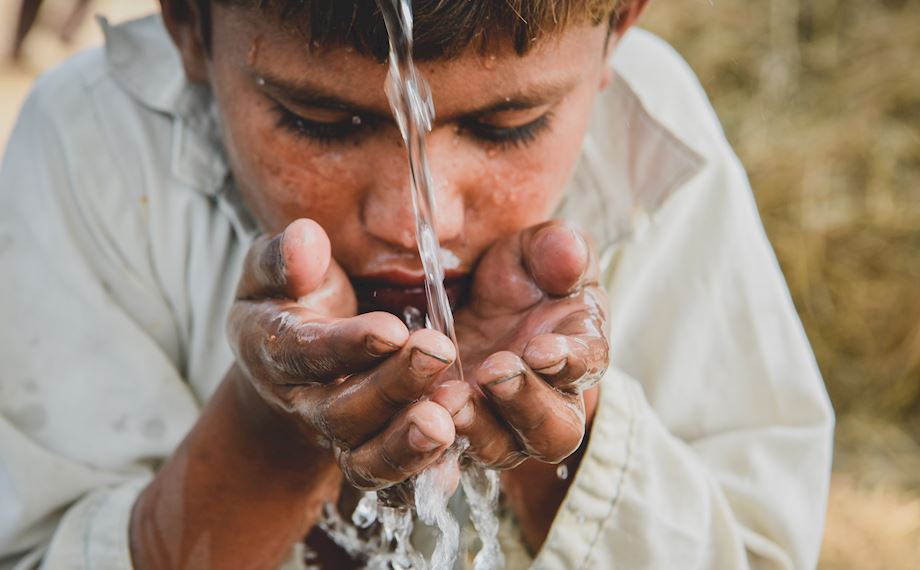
227,219,457,491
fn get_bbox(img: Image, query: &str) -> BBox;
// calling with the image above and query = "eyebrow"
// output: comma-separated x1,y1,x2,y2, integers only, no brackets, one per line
257,72,578,122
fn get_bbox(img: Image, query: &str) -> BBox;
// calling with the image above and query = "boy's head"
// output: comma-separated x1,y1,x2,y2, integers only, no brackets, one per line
160,0,647,306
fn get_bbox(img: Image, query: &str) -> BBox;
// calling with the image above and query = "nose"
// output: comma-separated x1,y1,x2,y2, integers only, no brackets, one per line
363,129,465,251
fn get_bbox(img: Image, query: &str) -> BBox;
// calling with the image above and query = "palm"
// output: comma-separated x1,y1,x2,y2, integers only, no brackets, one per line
454,292,590,377
450,223,605,385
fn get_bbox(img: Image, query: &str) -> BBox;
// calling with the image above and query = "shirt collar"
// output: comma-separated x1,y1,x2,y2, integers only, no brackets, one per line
102,16,704,249
101,14,229,198
558,30,706,252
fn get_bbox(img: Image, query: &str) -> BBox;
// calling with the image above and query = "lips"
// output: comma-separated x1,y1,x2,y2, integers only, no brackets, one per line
351,274,470,320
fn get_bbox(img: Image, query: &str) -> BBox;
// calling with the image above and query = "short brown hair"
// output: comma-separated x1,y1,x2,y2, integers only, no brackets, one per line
207,0,623,60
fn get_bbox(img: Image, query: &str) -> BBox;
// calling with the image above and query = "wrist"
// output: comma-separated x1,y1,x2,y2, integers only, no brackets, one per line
229,363,336,472
131,366,343,570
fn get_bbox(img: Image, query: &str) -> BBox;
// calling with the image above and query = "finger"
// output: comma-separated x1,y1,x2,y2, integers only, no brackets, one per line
337,400,455,490
229,301,409,384
468,229,544,316
524,222,597,296
522,330,609,392
476,351,587,464
237,218,331,300
469,221,598,317
320,329,456,447
430,381,525,469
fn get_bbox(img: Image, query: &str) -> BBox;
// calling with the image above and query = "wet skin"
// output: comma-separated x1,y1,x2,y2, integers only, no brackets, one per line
131,1,649,568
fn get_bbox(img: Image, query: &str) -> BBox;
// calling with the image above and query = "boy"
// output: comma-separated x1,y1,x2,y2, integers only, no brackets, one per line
0,1,834,568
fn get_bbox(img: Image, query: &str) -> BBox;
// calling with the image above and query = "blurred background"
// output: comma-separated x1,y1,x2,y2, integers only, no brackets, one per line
1,0,918,568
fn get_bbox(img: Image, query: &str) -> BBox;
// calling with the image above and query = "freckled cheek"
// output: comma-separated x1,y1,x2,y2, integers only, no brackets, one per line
222,111,365,232
466,158,569,236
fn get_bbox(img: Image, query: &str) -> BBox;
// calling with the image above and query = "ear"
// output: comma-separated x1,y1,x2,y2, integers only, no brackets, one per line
612,0,652,36
600,0,652,89
159,0,210,84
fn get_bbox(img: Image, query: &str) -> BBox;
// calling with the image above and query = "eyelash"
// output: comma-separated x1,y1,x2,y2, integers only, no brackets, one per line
460,112,553,149
272,103,553,150
272,104,368,145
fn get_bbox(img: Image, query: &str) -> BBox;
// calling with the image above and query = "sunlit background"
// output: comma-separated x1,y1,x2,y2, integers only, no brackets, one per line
2,1,918,568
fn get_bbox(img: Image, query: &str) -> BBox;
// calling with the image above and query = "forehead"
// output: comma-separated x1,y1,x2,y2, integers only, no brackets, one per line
212,3,609,114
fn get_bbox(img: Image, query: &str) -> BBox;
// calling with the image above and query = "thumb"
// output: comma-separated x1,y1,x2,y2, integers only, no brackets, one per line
523,222,591,297
237,218,331,300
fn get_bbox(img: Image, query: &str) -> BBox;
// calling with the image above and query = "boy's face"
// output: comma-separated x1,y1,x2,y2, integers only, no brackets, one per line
202,4,612,303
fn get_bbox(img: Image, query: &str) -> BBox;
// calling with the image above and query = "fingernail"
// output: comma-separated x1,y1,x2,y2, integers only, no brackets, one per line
410,348,451,376
408,424,442,452
366,335,400,357
534,359,567,376
486,372,524,398
452,401,475,428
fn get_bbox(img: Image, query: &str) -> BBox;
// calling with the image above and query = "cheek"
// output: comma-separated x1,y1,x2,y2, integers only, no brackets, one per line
467,125,588,235
483,92,596,230
216,91,364,234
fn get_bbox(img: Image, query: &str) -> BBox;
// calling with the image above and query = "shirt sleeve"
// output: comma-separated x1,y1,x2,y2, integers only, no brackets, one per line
531,116,835,568
0,61,200,569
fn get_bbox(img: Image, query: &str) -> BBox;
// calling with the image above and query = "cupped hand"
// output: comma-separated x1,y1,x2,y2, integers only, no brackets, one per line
432,222,609,469
227,219,458,491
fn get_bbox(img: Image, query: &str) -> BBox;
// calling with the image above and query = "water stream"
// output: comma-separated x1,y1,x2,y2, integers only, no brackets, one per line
320,2,504,568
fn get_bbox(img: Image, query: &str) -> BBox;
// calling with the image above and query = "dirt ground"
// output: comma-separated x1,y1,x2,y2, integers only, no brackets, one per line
2,1,918,568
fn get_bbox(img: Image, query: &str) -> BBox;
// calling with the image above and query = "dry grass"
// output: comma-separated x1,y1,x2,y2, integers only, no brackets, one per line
642,1,920,567
643,0,920,425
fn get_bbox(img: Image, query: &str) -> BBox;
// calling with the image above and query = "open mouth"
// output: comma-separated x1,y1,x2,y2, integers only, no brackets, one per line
351,275,470,321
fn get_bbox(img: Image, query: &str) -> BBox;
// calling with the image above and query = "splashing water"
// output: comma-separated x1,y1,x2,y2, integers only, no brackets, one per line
378,0,504,568
461,464,504,570
376,0,466,566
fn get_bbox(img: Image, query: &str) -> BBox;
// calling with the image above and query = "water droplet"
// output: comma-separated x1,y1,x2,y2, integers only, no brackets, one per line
255,76,266,87
352,491,379,528
482,54,498,69
247,36,262,66
403,306,425,331
351,115,362,125
556,464,569,480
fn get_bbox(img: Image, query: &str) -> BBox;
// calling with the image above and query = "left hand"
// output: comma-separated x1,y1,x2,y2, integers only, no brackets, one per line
432,221,609,469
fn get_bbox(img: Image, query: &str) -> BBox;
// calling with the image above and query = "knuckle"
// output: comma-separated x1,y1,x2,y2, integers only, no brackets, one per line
473,436,521,469
338,448,385,491
374,374,426,410
379,445,408,478
528,431,583,464
513,408,549,434
489,450,528,470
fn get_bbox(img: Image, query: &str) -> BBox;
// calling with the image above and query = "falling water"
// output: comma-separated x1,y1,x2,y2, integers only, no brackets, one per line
376,0,466,565
377,0,462,364
322,1,504,568
379,0,506,567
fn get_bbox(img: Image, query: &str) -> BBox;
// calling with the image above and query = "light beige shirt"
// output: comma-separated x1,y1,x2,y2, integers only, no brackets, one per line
0,14,833,570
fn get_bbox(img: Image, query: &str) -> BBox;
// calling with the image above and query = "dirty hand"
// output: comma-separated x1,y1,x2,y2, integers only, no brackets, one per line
433,221,609,469
227,219,458,490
